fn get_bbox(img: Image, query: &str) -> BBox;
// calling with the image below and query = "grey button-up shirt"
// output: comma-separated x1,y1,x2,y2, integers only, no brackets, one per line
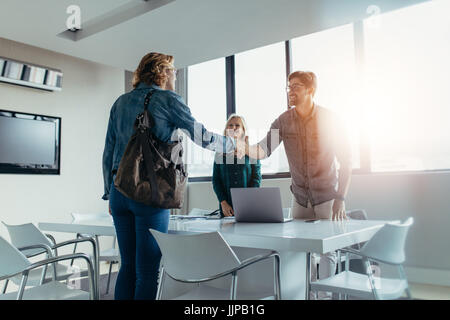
258,104,352,207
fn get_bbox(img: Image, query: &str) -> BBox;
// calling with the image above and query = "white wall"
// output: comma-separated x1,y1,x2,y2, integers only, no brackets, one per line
187,171,450,285
0,37,124,250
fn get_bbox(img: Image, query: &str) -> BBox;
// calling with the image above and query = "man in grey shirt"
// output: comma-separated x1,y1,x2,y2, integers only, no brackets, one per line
242,71,352,298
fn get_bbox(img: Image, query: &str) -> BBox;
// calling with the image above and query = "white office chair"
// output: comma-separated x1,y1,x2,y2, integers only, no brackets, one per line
70,213,120,294
310,217,414,300
0,236,97,300
346,209,368,221
150,229,281,300
1,222,95,294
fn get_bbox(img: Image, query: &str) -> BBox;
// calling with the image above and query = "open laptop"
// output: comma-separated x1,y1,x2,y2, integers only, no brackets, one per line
230,187,293,223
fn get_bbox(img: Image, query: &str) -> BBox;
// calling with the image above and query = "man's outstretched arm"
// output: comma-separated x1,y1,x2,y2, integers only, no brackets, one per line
240,117,282,160
247,142,267,160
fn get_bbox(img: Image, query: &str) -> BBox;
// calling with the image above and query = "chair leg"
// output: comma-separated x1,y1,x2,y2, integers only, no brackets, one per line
230,271,238,300
39,264,48,285
1,279,9,294
343,252,350,300
336,250,341,300
105,262,114,295
17,272,29,300
404,287,412,299
156,266,165,300
70,233,80,266
398,265,412,299
94,235,100,299
273,254,281,300
337,250,342,274
364,259,380,300
305,252,311,300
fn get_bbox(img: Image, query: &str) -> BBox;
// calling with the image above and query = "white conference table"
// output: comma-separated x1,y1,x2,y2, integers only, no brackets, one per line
39,217,390,299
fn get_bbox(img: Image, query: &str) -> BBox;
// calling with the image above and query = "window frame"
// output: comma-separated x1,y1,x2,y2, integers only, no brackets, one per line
186,9,449,182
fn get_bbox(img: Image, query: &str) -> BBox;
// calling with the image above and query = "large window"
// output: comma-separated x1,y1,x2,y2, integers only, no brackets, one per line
186,58,226,177
363,0,450,172
184,0,450,179
235,42,290,174
291,23,361,169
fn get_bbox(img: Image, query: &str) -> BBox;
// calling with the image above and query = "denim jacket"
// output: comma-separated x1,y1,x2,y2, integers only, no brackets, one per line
102,83,236,200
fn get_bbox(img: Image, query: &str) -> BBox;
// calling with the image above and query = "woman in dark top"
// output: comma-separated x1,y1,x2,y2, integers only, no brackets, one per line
102,52,236,300
212,114,262,217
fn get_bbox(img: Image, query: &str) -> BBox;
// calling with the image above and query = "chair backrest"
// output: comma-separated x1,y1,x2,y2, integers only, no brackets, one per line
0,236,31,278
346,209,368,249
347,209,368,220
71,213,111,222
360,217,414,265
149,229,241,281
2,222,53,257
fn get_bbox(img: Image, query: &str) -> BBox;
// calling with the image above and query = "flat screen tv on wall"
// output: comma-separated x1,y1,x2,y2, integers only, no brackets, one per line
0,109,61,174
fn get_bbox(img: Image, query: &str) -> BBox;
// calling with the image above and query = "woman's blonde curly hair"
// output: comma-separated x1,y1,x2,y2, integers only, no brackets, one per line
132,52,174,89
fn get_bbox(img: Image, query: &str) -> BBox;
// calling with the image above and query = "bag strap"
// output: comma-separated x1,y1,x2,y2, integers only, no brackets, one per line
139,132,160,203
138,90,154,128
141,89,177,167
143,90,153,111
141,89,160,203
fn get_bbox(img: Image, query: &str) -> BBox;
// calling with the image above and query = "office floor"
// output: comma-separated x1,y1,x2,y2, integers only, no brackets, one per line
102,263,450,300
3,262,450,300
407,282,450,300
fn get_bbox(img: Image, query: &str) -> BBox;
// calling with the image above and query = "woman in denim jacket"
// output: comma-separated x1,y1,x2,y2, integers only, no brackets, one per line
102,52,236,300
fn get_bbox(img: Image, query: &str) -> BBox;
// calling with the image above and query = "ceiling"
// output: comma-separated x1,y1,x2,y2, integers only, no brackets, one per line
0,0,429,71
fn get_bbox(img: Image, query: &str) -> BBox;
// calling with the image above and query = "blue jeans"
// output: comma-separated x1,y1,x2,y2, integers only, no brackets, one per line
109,182,169,300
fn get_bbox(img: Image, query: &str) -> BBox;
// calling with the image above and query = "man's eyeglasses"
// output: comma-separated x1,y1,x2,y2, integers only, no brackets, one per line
285,84,305,92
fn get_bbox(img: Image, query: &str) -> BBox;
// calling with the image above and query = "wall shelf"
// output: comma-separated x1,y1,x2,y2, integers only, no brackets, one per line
0,56,63,92
0,76,62,92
